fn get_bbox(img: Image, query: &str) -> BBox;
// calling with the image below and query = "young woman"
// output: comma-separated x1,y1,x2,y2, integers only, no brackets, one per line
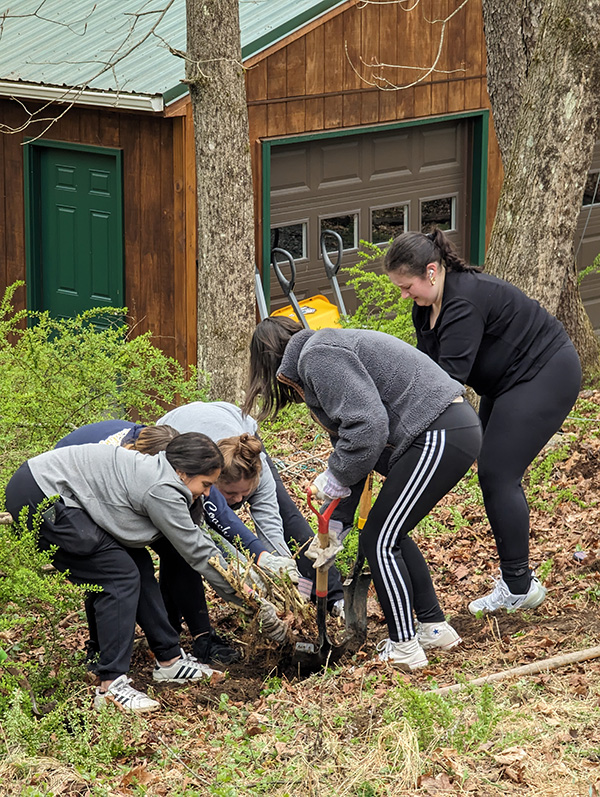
244,318,482,671
383,229,582,614
5,433,287,711
157,401,346,615
56,419,295,665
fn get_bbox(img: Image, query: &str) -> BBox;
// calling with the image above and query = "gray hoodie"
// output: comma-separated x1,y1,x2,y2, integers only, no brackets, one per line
157,402,291,557
277,328,464,486
28,444,240,604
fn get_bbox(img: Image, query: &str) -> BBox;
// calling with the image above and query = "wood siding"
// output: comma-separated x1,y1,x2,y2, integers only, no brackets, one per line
0,98,197,369
244,0,501,266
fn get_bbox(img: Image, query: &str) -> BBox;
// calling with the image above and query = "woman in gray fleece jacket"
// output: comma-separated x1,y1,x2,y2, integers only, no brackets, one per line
245,318,482,671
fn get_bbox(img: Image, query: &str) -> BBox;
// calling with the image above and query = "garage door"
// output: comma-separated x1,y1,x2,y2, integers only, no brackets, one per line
577,140,600,330
269,119,470,312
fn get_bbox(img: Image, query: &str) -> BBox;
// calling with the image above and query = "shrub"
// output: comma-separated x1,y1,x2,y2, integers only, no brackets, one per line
340,242,416,345
0,282,209,488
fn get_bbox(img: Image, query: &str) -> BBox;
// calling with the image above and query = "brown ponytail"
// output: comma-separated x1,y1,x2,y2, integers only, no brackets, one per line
384,228,480,278
217,433,263,492
123,424,180,455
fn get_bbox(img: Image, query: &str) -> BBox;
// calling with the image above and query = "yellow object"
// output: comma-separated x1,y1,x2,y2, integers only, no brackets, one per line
271,294,341,330
357,472,374,529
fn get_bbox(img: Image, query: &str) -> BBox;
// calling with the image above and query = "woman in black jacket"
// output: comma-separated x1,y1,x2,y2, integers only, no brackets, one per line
383,229,582,614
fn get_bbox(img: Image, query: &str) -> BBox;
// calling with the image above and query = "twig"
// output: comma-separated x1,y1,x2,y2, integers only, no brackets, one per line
157,734,212,788
430,645,600,695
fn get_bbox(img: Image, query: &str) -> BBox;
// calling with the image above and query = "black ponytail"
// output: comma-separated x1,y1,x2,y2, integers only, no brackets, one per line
384,228,480,277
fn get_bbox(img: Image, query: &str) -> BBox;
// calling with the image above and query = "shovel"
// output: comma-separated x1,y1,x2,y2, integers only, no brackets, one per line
320,229,348,316
343,474,373,647
293,491,346,673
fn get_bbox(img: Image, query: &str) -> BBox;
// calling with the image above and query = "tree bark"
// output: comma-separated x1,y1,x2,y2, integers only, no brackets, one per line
186,0,255,402
482,0,600,371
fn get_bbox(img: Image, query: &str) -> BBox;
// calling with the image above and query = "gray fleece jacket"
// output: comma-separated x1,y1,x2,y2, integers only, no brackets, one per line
277,328,465,486
27,444,240,605
157,401,291,557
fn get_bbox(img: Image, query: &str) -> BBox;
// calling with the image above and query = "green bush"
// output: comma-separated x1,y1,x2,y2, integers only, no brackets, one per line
0,504,90,716
0,282,209,488
340,242,416,345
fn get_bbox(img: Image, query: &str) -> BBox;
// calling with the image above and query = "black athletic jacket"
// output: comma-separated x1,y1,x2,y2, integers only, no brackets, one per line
413,270,571,398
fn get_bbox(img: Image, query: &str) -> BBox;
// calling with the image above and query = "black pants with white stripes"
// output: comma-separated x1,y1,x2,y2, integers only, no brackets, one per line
360,401,482,643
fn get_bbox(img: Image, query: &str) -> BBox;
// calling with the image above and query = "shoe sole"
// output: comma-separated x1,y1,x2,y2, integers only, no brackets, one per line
153,675,212,684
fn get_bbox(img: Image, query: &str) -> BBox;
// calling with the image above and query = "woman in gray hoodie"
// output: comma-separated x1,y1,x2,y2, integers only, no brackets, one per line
5,433,286,711
244,318,482,672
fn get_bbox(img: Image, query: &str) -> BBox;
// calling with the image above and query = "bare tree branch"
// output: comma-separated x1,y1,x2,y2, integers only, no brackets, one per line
347,0,470,91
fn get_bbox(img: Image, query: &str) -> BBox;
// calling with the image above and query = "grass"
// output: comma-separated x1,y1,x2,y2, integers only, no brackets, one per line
4,390,600,794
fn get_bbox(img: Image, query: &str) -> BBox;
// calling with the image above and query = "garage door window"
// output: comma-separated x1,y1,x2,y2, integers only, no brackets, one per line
271,222,307,260
320,214,358,252
583,172,600,206
421,196,456,233
371,204,408,244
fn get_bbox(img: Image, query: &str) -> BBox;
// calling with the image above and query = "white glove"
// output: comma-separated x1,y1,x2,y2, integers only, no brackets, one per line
257,551,300,584
305,521,343,571
257,598,288,644
311,469,351,501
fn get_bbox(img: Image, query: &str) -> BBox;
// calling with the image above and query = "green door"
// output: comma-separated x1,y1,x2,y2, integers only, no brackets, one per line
26,142,124,319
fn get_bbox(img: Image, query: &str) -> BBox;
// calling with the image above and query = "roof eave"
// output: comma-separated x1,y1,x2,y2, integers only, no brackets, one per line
0,80,164,112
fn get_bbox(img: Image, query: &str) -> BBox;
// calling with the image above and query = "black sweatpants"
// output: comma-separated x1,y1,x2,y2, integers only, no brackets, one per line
477,342,581,593
359,401,481,642
264,453,345,608
5,463,180,681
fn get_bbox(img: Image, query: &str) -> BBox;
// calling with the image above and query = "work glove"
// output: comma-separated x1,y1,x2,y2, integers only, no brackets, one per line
311,469,351,501
257,551,300,584
257,597,289,644
305,521,344,571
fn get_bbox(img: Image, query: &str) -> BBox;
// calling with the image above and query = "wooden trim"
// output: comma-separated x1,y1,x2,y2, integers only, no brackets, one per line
184,102,197,370
243,0,357,69
163,94,190,117
246,75,487,106
172,115,187,365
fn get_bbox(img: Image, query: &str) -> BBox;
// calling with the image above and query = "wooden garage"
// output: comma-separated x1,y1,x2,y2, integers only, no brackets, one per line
0,0,597,370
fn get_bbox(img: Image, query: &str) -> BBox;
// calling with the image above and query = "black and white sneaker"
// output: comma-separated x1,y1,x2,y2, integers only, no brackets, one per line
94,675,159,713
153,649,216,683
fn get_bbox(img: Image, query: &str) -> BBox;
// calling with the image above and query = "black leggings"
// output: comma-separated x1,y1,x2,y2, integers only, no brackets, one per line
477,342,581,593
360,401,482,642
5,463,181,680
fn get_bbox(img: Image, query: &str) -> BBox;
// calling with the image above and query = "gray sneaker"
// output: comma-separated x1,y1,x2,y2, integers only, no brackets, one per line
468,574,547,615
94,675,159,713
376,636,428,671
417,620,462,650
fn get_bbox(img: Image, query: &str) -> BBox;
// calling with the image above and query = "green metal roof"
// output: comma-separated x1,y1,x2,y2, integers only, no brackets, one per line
0,0,347,103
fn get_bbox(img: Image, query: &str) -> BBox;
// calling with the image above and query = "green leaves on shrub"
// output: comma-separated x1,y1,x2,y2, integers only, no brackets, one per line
0,282,209,486
340,242,416,345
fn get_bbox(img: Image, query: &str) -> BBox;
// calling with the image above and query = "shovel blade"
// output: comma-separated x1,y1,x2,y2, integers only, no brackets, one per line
343,571,371,647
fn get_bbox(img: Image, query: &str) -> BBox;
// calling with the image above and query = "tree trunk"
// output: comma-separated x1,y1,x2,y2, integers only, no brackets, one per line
186,0,255,402
482,0,600,371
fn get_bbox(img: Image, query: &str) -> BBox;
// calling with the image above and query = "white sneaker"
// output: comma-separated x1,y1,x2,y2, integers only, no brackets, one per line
94,675,159,713
417,621,462,650
331,599,345,622
376,636,428,671
153,649,216,684
468,574,547,615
